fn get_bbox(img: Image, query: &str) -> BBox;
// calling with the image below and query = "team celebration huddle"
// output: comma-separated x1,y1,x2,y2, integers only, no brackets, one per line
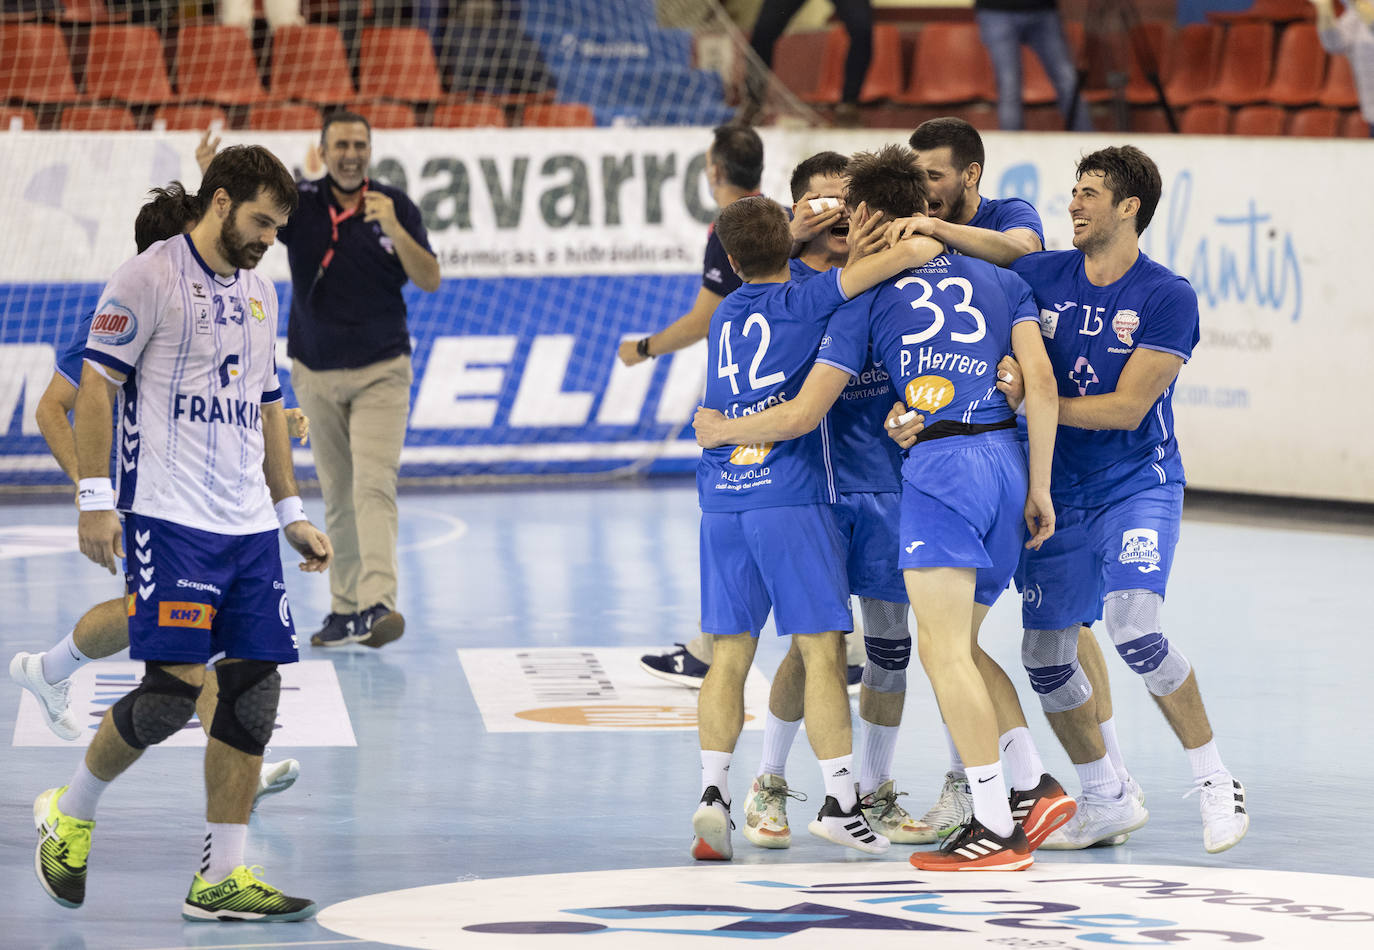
638,120,1248,870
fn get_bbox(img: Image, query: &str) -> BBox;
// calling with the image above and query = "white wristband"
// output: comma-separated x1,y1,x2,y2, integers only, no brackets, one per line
275,496,306,529
78,478,115,511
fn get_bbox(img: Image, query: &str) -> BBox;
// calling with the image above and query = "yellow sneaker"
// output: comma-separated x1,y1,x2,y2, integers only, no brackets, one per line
33,786,94,908
182,865,317,922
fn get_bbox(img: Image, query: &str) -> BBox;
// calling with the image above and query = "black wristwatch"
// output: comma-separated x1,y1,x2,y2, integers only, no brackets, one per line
636,337,654,359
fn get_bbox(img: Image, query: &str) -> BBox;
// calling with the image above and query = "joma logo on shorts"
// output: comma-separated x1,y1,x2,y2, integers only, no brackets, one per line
158,601,216,629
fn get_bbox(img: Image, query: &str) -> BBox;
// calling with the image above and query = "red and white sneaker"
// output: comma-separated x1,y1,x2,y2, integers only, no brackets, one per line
690,786,733,861
908,818,1034,871
1009,773,1077,850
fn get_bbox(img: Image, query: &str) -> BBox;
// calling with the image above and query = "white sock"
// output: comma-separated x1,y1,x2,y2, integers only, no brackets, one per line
1099,717,1129,779
859,719,899,797
1186,740,1227,784
758,712,801,779
1075,754,1124,803
818,754,858,811
999,727,1045,792
944,724,964,773
41,631,92,685
700,749,732,803
59,762,110,821
201,822,247,883
965,762,1015,837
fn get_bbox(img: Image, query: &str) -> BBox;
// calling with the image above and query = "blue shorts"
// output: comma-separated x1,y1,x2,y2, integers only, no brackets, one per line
699,504,852,638
124,513,300,664
1020,482,1183,630
899,429,1027,607
833,491,906,603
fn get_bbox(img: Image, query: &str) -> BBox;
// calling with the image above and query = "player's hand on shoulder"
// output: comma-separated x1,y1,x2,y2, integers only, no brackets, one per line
617,338,648,367
78,509,124,575
996,355,1024,406
791,191,843,244
692,406,730,448
883,400,924,449
1024,489,1055,550
196,127,220,175
363,191,401,237
885,214,937,247
284,407,310,445
284,520,332,573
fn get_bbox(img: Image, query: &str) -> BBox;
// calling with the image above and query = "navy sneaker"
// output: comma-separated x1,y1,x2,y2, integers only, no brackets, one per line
360,605,405,648
310,612,363,647
640,643,710,688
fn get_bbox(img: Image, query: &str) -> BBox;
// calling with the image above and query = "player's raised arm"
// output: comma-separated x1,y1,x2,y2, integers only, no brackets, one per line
837,203,943,299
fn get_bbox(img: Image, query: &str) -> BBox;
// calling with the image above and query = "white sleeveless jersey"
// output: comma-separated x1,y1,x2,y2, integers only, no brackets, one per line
84,235,284,535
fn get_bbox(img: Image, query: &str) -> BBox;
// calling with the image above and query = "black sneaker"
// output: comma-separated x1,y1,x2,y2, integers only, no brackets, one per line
807,795,889,854
639,643,710,688
310,612,363,648
909,817,1033,871
359,604,405,648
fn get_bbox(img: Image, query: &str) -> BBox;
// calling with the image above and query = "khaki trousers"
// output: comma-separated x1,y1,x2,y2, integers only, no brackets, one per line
291,353,411,615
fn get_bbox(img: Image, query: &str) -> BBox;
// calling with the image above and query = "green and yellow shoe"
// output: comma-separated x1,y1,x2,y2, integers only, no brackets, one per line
182,865,317,922
33,786,94,909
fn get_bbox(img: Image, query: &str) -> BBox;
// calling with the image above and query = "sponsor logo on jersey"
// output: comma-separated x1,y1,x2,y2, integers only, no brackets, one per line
218,354,241,388
1070,357,1099,396
90,303,137,346
278,593,292,628
1039,308,1059,338
173,393,263,430
193,302,212,335
1120,527,1162,573
1113,308,1140,346
191,282,207,298
704,267,723,285
158,601,216,629
176,578,222,596
903,374,954,413
249,297,267,323
728,442,773,466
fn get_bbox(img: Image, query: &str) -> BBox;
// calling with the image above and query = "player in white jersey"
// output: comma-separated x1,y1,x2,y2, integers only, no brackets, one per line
32,146,330,922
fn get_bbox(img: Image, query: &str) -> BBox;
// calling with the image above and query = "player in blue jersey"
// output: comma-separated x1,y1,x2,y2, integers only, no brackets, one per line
732,152,938,852
13,183,305,807
687,194,943,861
695,146,1067,869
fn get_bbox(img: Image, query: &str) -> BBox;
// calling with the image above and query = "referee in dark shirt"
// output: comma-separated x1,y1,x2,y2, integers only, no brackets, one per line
199,113,439,649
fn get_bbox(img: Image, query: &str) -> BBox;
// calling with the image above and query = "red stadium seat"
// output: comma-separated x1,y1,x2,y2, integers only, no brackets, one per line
250,102,323,130
270,25,355,103
359,27,443,103
1180,103,1230,134
1343,110,1371,138
0,24,82,103
154,104,228,131
1232,104,1286,135
771,30,831,102
897,23,996,105
794,23,904,104
521,103,594,127
1163,23,1221,107
1264,23,1326,105
801,25,846,104
58,0,126,23
1202,22,1274,105
1079,21,1171,106
1021,45,1058,106
1319,53,1359,109
0,105,38,129
85,26,175,104
431,100,508,127
1288,107,1340,137
1128,106,1174,133
61,104,136,130
175,25,268,106
348,99,416,129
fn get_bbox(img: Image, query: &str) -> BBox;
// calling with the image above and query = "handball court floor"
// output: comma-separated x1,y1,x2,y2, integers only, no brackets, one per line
2,478,1372,950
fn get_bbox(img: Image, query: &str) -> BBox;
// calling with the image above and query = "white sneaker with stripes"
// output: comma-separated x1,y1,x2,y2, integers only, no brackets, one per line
808,795,889,855
1040,791,1149,850
1192,774,1248,854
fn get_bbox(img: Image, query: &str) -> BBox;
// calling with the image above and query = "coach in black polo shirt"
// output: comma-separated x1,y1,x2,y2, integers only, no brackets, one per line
203,112,440,649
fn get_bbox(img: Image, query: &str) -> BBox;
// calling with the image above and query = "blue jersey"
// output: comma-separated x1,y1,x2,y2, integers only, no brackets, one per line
1011,250,1200,508
967,196,1045,247
697,269,849,512
790,259,901,494
819,254,1038,433
56,310,95,387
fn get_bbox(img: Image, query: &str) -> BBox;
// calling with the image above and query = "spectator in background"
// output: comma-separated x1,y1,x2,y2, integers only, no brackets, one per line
974,0,1093,132
221,0,303,31
746,0,873,125
1312,0,1374,136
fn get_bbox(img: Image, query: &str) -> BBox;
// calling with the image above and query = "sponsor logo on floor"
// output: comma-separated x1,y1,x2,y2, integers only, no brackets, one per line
458,646,771,732
13,659,356,746
317,862,1374,948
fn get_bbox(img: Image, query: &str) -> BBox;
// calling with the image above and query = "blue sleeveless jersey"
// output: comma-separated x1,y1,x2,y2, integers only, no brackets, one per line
1011,250,1200,508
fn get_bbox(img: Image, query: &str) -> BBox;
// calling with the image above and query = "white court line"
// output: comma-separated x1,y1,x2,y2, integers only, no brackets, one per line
137,941,365,950
397,507,468,553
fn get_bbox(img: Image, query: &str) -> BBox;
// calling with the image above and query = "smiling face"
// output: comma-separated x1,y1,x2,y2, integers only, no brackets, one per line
911,145,976,223
806,172,850,260
322,120,371,192
1068,170,1137,255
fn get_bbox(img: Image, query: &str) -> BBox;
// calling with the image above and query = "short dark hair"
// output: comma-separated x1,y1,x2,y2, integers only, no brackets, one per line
909,116,985,175
198,145,298,217
714,196,791,279
710,123,764,191
135,181,199,254
844,145,929,219
321,109,372,145
1075,145,1162,234
789,151,849,202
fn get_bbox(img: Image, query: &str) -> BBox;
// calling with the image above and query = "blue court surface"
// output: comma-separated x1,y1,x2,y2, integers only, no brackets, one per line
3,479,1372,949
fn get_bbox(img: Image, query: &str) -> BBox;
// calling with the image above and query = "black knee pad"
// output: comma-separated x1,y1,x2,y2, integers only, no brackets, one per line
209,660,281,756
111,664,202,750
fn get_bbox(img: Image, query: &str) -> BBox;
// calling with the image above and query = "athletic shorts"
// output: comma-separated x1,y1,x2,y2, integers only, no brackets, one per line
699,504,852,638
833,491,907,603
123,513,300,664
1020,481,1183,630
898,429,1027,607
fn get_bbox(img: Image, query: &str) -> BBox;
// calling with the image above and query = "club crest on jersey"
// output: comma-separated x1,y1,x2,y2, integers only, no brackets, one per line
249,298,266,323
904,374,954,413
91,303,137,346
1119,528,1162,573
729,442,773,466
1113,309,1140,346
191,282,207,298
